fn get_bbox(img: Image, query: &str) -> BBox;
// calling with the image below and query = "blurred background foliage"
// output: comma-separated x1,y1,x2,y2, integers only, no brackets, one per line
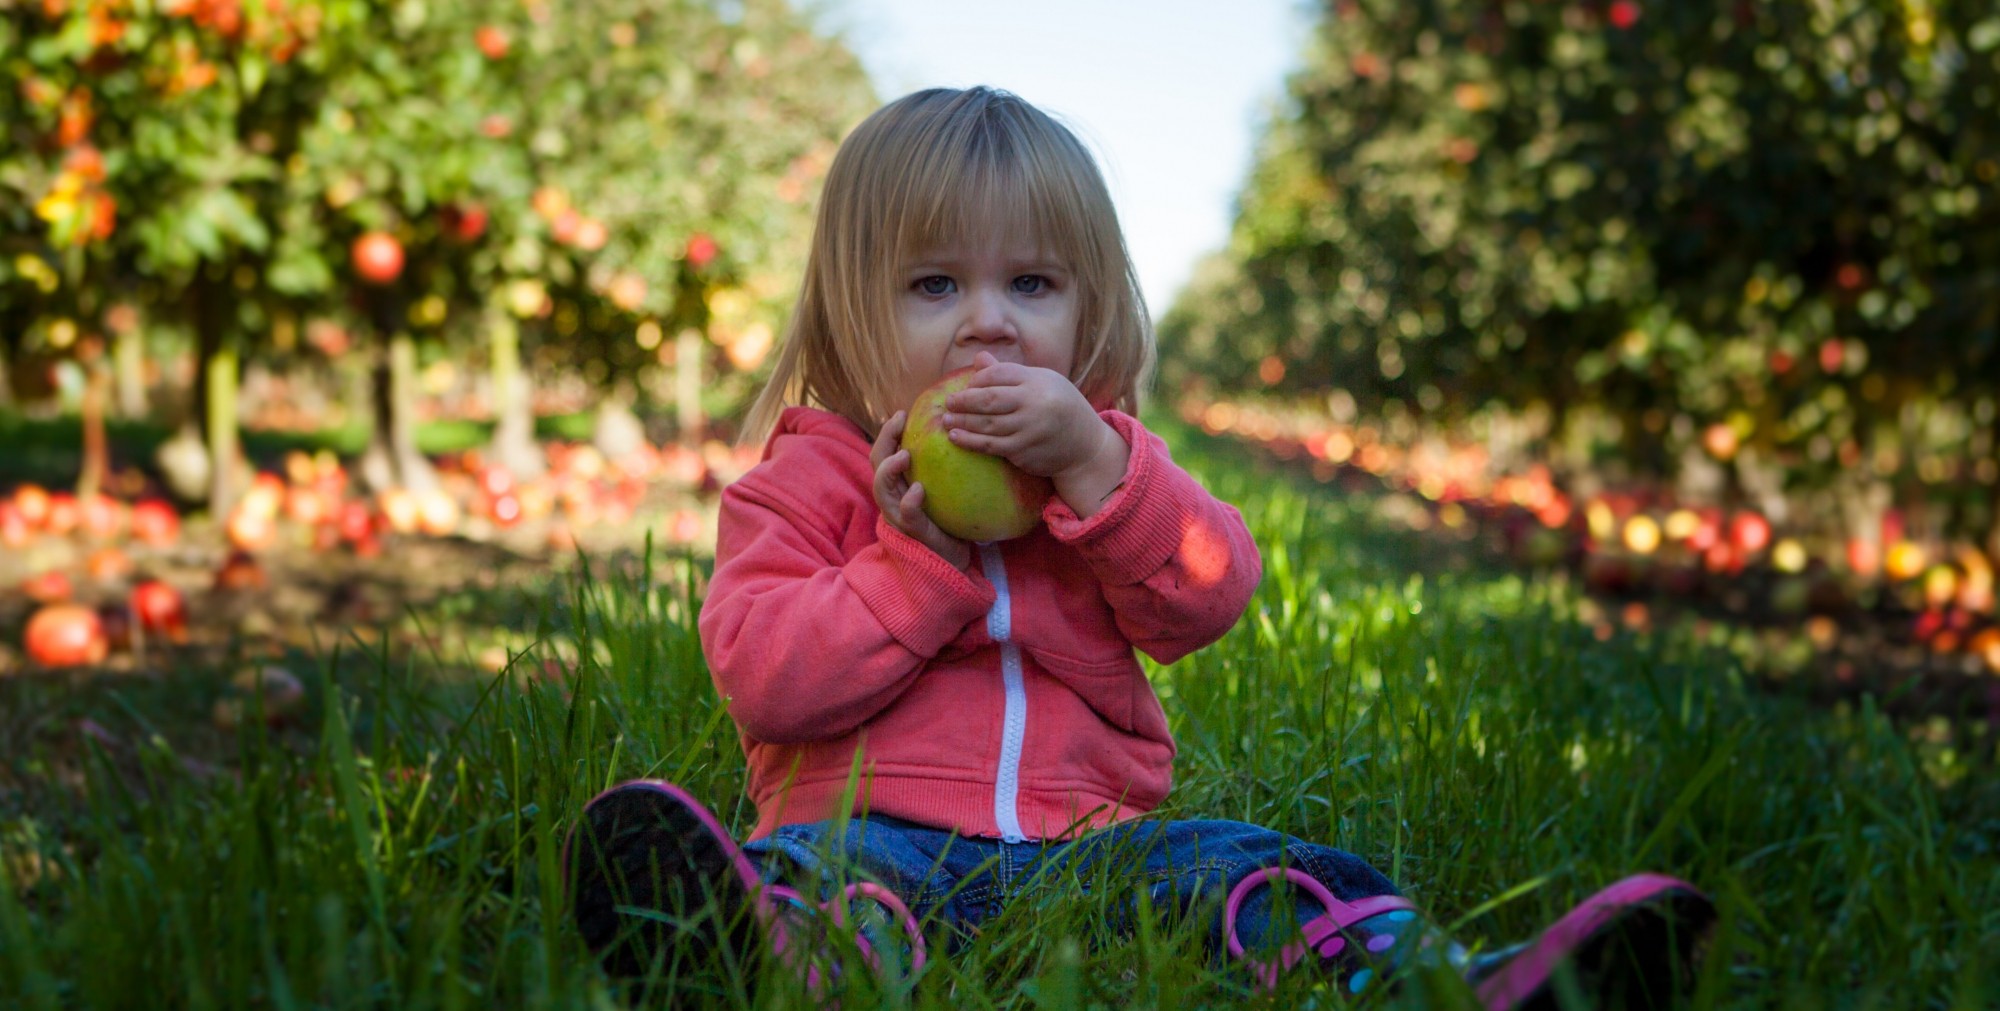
1161,0,2000,547
2,0,871,509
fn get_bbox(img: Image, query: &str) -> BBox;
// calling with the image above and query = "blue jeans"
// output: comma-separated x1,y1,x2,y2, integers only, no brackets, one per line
742,815,1401,963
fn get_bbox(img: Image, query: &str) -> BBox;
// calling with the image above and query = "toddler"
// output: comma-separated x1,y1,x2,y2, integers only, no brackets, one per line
567,86,1715,1006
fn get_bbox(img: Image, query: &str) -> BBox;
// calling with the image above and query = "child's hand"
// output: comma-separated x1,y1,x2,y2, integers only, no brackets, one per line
943,351,1131,517
871,410,974,570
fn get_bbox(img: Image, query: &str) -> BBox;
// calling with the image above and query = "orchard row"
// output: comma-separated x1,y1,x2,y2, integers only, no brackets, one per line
1183,394,2000,679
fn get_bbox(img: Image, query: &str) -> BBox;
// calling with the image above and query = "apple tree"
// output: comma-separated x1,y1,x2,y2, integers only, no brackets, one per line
1163,0,2000,550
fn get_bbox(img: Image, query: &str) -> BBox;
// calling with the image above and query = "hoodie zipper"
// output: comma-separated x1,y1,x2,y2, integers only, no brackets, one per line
977,543,1028,843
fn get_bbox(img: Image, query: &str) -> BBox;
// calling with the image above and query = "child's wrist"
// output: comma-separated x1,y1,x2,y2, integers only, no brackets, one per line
1053,419,1130,519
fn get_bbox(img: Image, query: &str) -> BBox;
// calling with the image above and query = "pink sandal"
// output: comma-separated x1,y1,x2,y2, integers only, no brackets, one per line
565,780,926,985
1470,873,1715,1010
767,879,928,987
1224,867,1713,1006
1222,866,1427,992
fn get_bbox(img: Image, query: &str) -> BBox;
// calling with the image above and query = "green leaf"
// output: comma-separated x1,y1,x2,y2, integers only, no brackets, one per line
1970,19,2000,51
240,53,269,97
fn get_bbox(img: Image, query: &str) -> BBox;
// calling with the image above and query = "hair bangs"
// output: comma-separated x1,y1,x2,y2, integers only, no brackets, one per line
890,111,1093,281
743,86,1155,445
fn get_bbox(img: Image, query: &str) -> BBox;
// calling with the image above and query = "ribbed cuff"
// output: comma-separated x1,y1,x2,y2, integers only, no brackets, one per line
1044,411,1185,586
845,514,995,656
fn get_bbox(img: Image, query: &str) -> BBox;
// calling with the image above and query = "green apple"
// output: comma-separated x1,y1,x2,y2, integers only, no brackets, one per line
902,368,1053,542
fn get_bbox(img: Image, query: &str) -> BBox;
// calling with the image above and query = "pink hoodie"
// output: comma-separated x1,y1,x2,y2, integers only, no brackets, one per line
699,406,1262,841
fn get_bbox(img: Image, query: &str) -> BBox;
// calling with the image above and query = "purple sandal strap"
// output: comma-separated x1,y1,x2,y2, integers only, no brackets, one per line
825,881,929,972
1223,866,1420,989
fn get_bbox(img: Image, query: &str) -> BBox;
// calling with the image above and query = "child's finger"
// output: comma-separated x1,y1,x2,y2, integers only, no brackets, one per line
947,428,1001,455
875,451,910,510
945,385,1018,414
960,361,1025,390
870,411,907,467
945,410,1019,437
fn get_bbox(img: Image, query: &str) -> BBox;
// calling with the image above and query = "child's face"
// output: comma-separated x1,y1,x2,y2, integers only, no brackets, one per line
892,228,1080,412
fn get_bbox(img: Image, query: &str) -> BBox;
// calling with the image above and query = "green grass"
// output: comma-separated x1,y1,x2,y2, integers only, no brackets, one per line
3,415,1998,1009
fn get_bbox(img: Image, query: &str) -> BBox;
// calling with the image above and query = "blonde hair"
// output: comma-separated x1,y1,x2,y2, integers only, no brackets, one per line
742,86,1154,444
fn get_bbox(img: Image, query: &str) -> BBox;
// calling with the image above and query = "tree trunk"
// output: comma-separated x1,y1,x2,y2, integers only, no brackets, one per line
360,331,437,493
675,326,703,446
192,275,241,518
484,308,544,479
77,356,110,499
114,326,147,419
206,341,240,518
0,317,14,410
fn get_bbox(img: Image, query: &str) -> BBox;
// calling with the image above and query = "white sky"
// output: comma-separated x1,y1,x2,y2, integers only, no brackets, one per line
825,0,1312,316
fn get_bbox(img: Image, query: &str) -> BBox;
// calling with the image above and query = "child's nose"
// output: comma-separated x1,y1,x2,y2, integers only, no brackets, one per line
957,287,1016,344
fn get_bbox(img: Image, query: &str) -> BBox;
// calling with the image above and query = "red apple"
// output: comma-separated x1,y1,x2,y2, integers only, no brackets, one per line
86,547,133,582
475,24,509,59
669,508,704,544
284,487,330,526
214,550,268,591
0,502,29,548
130,499,180,547
684,232,718,269
1608,0,1640,29
416,488,460,537
1701,424,1738,461
22,570,73,603
1727,511,1771,554
43,493,80,536
486,491,523,527
227,506,277,552
335,501,375,543
607,272,647,311
1703,542,1744,576
13,484,51,527
444,202,488,242
379,488,421,535
549,208,581,245
901,368,1053,542
77,493,123,539
131,579,189,642
25,604,108,668
1845,536,1879,576
351,231,405,285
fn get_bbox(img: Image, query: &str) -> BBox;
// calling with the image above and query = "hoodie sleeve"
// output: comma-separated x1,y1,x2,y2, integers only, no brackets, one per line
698,437,996,745
1042,411,1263,665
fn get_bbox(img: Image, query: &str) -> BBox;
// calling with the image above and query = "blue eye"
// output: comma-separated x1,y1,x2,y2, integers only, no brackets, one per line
917,276,955,296
1013,275,1048,295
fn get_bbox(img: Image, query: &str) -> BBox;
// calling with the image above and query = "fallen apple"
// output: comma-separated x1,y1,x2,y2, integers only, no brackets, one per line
901,368,1053,543
25,604,108,668
129,498,180,547
130,579,189,642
